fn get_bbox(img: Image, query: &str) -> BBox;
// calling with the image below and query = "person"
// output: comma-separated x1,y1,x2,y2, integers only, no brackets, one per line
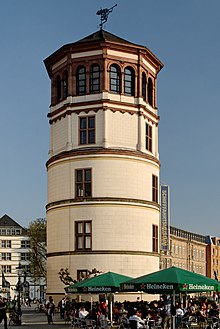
58,297,66,319
45,296,55,325
129,310,146,329
161,295,172,329
0,297,8,329
175,303,184,328
79,306,89,319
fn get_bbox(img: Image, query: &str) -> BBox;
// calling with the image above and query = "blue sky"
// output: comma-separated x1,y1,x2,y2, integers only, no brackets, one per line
0,0,220,235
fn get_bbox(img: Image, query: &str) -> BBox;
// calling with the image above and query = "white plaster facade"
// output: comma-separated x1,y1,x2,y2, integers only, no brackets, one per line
44,30,163,300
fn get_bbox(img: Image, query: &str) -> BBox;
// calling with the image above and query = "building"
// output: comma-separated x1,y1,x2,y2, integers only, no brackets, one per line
206,236,220,280
0,214,45,300
160,226,207,276
44,29,163,299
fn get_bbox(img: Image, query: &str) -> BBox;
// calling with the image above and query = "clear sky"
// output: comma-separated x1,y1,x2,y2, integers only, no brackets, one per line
0,0,220,235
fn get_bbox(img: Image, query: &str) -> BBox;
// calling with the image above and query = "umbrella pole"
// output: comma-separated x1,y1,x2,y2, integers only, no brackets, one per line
172,290,175,329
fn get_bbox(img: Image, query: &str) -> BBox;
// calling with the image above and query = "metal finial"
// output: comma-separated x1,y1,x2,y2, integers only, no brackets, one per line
96,4,117,29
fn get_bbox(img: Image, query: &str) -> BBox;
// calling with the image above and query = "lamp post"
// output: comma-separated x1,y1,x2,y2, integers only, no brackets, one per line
16,262,22,325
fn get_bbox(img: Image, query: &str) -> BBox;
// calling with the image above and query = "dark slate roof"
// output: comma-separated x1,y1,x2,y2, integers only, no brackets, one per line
0,214,24,229
75,29,134,46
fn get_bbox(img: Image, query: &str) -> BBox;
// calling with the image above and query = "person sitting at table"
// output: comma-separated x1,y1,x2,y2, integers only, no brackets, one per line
79,306,89,319
129,310,146,329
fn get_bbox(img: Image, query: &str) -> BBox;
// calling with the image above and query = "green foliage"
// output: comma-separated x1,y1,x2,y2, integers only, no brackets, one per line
27,218,47,280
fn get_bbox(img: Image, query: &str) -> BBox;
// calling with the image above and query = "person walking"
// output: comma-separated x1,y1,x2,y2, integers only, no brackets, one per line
45,296,55,325
0,297,8,329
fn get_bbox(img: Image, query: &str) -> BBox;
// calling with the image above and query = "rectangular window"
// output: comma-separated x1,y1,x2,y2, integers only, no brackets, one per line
21,241,30,248
146,123,152,152
1,253,11,261
20,253,30,261
2,265,11,273
152,225,158,252
75,221,92,251
1,240,11,248
152,175,158,202
75,168,92,198
79,116,95,145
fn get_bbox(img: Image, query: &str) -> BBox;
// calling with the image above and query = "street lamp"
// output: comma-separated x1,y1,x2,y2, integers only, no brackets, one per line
15,262,22,325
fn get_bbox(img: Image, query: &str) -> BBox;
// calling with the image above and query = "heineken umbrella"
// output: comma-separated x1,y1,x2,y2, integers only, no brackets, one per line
66,271,132,323
121,266,220,294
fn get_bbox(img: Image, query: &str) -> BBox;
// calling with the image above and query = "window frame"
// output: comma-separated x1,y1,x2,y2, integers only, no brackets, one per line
148,77,153,106
1,240,11,248
142,72,147,101
75,221,92,251
110,64,121,94
152,175,158,203
124,66,135,96
146,123,152,152
76,66,87,96
90,64,100,94
79,116,95,145
75,168,92,199
152,224,158,252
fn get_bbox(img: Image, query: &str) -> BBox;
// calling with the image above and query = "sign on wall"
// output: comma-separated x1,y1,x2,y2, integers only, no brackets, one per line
160,185,170,251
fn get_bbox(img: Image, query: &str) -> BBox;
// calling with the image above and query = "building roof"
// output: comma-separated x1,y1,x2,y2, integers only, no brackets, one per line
0,214,25,230
75,29,134,46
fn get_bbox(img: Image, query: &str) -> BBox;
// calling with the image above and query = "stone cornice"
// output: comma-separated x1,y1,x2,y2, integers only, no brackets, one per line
47,250,160,258
47,100,159,125
46,147,160,167
46,196,160,211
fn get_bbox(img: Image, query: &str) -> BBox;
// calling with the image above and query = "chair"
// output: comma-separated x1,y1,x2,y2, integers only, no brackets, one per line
100,319,109,329
85,319,96,329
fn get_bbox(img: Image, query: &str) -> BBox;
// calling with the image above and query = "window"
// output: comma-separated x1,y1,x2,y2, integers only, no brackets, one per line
75,221,92,251
79,116,95,145
1,253,11,261
90,64,100,93
76,66,86,95
110,64,120,94
21,253,30,261
152,225,158,252
77,269,89,280
2,265,11,273
21,240,30,248
1,240,11,248
63,70,68,99
124,67,135,96
21,264,30,273
148,77,153,106
146,123,152,152
152,175,158,202
75,169,92,198
56,75,61,103
142,72,147,101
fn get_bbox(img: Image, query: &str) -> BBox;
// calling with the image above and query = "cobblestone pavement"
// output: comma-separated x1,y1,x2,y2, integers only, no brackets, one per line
7,305,71,328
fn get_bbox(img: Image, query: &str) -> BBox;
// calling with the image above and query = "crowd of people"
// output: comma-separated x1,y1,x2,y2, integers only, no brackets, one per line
54,294,220,329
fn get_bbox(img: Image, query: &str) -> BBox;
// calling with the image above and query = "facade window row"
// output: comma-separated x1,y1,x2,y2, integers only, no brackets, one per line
1,240,30,248
0,228,22,235
75,220,158,253
75,168,158,203
54,64,154,106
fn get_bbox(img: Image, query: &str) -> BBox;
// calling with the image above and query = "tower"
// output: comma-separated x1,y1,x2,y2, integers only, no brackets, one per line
44,30,163,298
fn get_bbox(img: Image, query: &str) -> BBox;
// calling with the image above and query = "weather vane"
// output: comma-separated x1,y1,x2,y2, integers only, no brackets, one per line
96,4,117,29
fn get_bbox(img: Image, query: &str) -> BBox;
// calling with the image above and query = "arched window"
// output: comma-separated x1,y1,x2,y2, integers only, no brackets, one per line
76,66,86,95
148,77,153,106
90,64,100,93
124,66,135,96
142,72,147,101
110,64,121,94
63,71,68,99
56,75,61,103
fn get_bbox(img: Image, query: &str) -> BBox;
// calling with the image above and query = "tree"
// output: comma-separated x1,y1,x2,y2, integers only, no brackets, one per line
27,218,46,280
58,267,102,285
